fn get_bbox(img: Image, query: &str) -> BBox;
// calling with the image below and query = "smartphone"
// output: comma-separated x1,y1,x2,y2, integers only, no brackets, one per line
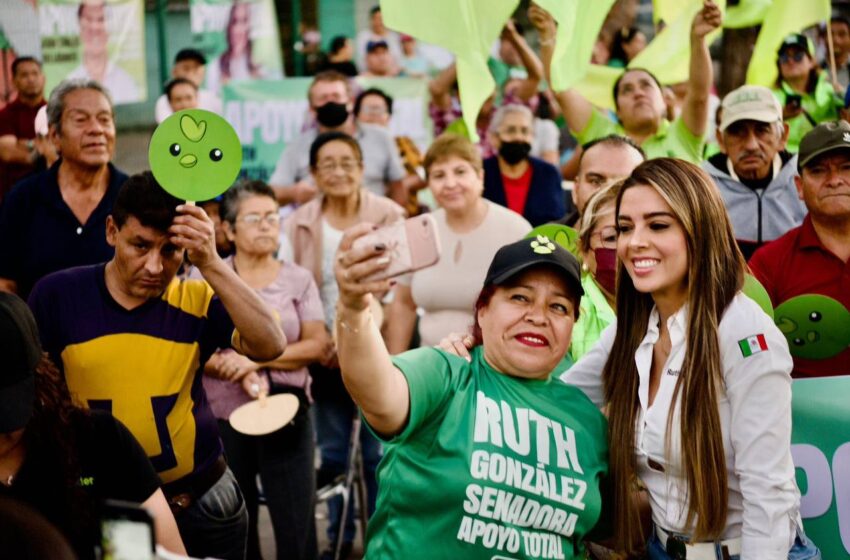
100,500,156,560
786,94,802,110
352,214,441,281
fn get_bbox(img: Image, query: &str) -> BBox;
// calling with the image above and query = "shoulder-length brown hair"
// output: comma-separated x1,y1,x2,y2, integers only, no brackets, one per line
604,158,745,553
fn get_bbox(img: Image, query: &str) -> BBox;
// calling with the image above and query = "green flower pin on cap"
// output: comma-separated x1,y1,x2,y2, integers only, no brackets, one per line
148,109,242,203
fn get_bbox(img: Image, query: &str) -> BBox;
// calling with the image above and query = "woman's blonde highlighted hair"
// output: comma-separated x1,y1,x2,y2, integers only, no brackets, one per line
604,158,745,554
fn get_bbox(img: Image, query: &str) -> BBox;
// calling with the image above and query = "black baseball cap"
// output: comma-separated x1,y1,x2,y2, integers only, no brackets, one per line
484,236,584,299
174,48,207,66
366,40,389,53
798,120,850,170
0,293,42,433
778,33,813,57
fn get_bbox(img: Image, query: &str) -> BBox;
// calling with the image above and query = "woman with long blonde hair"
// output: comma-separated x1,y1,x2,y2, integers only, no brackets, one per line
564,158,819,559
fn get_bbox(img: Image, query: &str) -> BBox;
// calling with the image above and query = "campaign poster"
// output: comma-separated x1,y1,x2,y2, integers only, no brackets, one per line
190,0,284,94
38,0,147,105
222,76,433,182
792,375,850,557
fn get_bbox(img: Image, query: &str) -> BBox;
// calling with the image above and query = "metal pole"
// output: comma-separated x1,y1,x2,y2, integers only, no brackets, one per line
155,0,170,90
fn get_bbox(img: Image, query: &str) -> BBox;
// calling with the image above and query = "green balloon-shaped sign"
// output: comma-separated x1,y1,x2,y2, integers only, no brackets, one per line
742,274,774,319
774,294,850,360
149,109,242,202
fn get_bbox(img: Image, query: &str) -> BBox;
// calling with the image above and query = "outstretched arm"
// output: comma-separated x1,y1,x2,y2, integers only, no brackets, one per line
528,3,594,133
334,223,411,437
429,63,457,111
503,20,543,102
681,1,722,138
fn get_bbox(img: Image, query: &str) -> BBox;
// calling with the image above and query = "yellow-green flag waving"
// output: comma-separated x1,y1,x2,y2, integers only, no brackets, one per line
724,0,771,29
630,0,725,86
746,0,830,87
381,0,519,142
535,0,616,92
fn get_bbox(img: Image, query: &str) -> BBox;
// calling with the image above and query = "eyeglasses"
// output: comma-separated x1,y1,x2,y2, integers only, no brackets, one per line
360,106,388,116
592,226,618,249
316,160,360,174
238,213,281,227
779,51,806,64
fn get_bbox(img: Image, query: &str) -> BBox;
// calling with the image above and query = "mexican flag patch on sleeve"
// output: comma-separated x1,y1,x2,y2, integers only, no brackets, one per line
738,334,768,358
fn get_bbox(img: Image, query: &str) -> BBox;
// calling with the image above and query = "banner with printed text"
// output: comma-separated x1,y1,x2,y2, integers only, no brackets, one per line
222,77,433,182
792,375,850,558
190,0,284,94
38,0,146,105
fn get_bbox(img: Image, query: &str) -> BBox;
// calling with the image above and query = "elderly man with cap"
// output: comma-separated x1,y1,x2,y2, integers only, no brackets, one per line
703,85,807,259
750,121,850,378
772,33,843,153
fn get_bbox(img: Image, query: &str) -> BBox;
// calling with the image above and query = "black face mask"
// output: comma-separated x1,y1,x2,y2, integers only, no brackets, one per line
315,102,349,128
498,141,532,165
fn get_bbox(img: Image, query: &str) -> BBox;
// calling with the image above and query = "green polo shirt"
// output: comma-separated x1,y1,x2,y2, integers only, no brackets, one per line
574,109,705,163
569,274,616,362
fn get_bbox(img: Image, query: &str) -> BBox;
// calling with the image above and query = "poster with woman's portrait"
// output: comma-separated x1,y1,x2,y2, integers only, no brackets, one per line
190,0,284,94
38,0,147,105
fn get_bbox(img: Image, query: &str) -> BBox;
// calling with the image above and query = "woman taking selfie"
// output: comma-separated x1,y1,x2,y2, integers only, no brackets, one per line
334,233,609,559
565,158,819,559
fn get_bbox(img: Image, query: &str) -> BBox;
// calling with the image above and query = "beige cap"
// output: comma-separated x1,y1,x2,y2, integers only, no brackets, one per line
719,85,782,132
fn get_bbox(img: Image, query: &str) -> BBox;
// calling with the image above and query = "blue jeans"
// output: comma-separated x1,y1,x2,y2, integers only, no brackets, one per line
647,528,821,560
174,467,249,560
312,394,382,545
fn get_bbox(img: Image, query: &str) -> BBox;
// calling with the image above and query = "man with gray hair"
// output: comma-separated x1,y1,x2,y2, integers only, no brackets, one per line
0,78,127,298
703,84,806,259
483,103,564,226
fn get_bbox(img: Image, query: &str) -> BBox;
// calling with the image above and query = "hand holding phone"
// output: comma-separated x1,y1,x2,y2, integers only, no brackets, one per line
100,500,156,560
351,214,441,282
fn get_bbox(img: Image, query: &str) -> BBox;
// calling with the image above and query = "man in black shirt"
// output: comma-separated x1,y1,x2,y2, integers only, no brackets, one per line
0,78,127,298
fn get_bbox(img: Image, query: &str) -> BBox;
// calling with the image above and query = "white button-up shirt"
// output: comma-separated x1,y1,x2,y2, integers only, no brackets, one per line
563,294,800,559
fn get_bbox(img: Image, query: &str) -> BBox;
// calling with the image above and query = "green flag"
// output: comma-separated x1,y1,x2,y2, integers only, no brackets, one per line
381,0,519,142
536,0,616,92
653,0,689,25
630,0,725,86
573,64,622,110
724,0,771,29
746,0,830,87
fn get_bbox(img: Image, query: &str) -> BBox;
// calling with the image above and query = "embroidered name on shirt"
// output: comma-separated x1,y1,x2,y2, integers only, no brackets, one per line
666,368,680,377
738,334,768,358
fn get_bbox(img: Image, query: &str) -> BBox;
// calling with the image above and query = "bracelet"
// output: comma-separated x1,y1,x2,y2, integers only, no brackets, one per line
336,307,371,334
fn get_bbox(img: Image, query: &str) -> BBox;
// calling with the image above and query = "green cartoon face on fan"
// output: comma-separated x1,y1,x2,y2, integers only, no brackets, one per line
148,109,242,201
774,295,850,360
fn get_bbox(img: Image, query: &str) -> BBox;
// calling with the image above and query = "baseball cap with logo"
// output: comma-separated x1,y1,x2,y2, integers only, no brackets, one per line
0,293,42,433
719,85,783,132
778,33,814,57
483,236,584,299
798,120,850,170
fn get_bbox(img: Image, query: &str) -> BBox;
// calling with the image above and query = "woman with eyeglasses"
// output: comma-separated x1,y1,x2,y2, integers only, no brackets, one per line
198,179,331,560
284,131,405,558
570,183,619,361
772,33,843,153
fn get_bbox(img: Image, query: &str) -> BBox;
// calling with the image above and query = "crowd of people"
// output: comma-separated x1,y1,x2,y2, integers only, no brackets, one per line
1,1,849,560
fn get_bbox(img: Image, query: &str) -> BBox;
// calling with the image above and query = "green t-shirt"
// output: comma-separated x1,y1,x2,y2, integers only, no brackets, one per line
575,109,705,164
365,346,609,560
773,73,843,153
569,274,616,362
